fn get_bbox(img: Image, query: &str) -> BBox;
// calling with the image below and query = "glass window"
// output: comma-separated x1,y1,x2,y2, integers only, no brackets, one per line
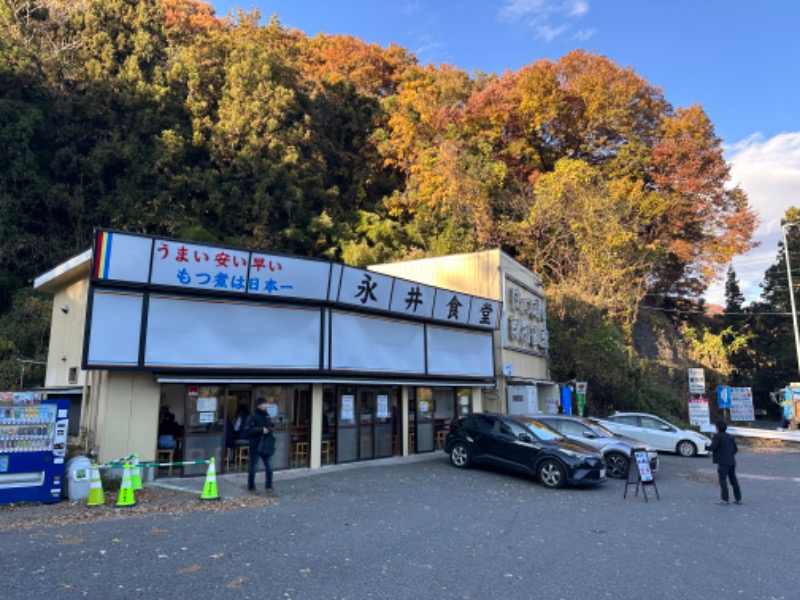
519,417,561,441
640,416,667,430
561,420,587,435
504,419,530,438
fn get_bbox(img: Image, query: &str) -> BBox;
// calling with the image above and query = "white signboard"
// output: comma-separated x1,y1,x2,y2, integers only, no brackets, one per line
248,254,331,300
198,412,214,424
687,397,710,426
730,387,755,421
688,368,706,394
151,239,250,293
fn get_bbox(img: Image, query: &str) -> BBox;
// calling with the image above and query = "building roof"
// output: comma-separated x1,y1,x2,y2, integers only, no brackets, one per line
33,249,91,293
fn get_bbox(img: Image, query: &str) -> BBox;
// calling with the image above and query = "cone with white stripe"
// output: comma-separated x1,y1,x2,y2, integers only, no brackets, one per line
131,453,142,490
200,457,220,501
87,463,105,507
116,461,136,507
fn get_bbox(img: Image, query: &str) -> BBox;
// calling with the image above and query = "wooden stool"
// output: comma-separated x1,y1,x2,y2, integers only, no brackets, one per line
435,430,447,449
235,445,250,471
156,448,175,476
291,441,309,466
321,439,334,464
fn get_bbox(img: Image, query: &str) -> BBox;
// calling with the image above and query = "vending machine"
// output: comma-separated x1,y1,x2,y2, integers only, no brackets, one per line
0,392,69,504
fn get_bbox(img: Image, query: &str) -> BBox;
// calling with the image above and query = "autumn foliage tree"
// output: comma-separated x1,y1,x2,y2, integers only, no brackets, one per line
0,0,759,391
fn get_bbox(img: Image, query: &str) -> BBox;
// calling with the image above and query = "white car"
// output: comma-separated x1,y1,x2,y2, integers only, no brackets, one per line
592,412,711,457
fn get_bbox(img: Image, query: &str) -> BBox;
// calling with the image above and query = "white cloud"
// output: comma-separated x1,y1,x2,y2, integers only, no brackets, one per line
705,132,800,306
401,2,422,16
573,28,596,41
499,0,590,41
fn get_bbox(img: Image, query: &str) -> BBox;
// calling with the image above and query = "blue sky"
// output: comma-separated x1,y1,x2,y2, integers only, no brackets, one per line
210,0,800,305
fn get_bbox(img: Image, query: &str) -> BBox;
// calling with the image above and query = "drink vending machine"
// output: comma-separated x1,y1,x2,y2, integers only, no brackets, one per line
0,392,69,504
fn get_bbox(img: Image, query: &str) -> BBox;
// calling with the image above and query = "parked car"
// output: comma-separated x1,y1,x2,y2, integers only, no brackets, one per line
593,412,711,457
531,414,659,479
444,413,606,489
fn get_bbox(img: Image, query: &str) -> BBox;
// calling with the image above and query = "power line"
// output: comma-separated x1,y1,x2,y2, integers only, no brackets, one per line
639,305,792,316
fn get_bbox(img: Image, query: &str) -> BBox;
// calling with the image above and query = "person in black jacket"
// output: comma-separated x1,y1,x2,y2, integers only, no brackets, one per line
705,420,742,505
245,397,276,495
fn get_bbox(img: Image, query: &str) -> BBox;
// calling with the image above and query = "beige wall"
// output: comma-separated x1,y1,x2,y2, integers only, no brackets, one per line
95,372,160,464
371,250,553,415
370,249,504,300
45,278,88,388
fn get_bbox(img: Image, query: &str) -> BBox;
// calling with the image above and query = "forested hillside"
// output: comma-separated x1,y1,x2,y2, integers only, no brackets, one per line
3,0,789,421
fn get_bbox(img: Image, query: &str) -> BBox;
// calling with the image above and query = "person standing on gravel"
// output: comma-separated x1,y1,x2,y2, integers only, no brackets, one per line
705,420,742,505
245,397,276,495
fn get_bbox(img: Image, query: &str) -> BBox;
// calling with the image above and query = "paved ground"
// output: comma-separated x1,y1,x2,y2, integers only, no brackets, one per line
3,447,799,599
152,452,444,499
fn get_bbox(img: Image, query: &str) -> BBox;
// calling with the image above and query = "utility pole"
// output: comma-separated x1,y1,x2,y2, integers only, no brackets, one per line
782,224,800,375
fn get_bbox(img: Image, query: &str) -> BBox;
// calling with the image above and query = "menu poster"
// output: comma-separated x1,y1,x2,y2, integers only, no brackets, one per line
635,450,654,483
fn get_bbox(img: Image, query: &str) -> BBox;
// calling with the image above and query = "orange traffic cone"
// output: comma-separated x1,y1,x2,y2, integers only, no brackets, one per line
200,458,220,501
131,453,142,490
87,463,105,507
116,461,136,507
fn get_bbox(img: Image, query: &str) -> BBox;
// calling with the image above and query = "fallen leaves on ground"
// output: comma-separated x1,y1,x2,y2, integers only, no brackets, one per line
0,486,273,532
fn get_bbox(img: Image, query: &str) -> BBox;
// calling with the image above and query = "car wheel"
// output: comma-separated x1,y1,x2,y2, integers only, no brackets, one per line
450,442,472,468
605,452,629,479
676,440,697,457
537,459,566,489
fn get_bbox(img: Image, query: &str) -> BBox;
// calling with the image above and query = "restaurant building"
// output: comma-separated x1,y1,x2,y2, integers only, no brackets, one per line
33,231,553,475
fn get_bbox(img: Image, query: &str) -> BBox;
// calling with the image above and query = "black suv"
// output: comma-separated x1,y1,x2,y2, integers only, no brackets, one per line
444,413,606,489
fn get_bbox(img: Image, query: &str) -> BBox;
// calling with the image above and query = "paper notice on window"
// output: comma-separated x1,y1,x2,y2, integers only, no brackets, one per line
197,396,217,412
341,395,354,421
377,395,389,418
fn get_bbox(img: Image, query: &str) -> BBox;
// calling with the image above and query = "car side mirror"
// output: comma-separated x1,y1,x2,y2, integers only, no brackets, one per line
518,433,533,443
660,426,672,432
582,432,597,439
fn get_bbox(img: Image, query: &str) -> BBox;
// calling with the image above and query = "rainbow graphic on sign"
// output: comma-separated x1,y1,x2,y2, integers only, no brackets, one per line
93,230,113,280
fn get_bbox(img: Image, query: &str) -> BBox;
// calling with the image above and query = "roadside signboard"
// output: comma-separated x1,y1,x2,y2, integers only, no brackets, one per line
575,381,587,417
687,397,710,427
688,368,706,394
730,387,755,421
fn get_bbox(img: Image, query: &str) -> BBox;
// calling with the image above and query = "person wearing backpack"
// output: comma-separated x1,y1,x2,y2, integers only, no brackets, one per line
245,397,276,495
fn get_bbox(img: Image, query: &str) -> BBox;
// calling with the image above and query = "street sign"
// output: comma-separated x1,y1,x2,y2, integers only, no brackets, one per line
717,386,731,409
688,368,705,394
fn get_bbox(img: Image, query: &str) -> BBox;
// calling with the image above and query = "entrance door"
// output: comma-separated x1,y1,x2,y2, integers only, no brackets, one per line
358,389,375,460
183,386,225,476
374,389,394,458
224,389,251,473
416,389,435,452
337,388,358,463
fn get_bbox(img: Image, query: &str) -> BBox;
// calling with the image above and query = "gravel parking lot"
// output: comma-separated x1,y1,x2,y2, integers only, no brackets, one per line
2,446,799,599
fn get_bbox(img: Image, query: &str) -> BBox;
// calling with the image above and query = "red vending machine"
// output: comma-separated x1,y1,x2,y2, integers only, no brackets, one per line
0,392,69,504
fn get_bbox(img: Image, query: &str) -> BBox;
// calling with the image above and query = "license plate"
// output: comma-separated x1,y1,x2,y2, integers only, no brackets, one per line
600,468,606,478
